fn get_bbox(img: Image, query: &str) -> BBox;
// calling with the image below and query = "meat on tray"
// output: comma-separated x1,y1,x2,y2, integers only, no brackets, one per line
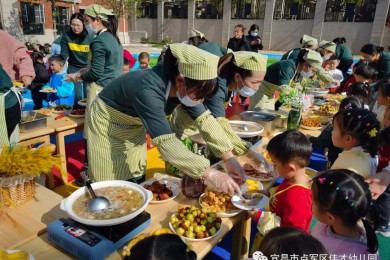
243,163,277,179
143,181,173,201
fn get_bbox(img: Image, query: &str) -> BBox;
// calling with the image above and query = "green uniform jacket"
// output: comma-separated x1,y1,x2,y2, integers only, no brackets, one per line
0,64,17,108
281,48,301,62
61,31,94,70
99,65,174,138
80,31,123,88
370,52,390,79
264,59,300,86
335,43,353,61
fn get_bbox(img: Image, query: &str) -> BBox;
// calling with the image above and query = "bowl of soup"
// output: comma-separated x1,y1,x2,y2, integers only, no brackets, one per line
60,180,153,226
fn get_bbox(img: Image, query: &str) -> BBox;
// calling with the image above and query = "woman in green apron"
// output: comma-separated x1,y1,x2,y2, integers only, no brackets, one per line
182,30,267,156
67,4,123,103
86,44,242,195
281,34,318,61
249,49,324,110
0,64,22,145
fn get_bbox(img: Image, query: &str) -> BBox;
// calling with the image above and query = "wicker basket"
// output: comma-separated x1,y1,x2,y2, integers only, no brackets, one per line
0,174,36,208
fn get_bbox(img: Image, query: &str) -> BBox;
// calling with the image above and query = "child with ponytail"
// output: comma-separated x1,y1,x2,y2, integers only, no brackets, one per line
331,108,380,178
311,169,379,256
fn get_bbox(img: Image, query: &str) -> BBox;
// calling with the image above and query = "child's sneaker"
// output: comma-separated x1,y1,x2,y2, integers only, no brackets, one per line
376,225,390,237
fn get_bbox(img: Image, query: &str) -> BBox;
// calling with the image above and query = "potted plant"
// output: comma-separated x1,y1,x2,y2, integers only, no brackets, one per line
278,90,305,130
0,144,62,207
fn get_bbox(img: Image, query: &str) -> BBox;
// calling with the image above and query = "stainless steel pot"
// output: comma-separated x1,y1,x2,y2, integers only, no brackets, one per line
256,109,288,129
238,111,278,136
60,180,153,226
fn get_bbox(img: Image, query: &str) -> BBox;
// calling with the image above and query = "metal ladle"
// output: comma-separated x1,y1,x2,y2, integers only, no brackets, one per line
80,171,110,211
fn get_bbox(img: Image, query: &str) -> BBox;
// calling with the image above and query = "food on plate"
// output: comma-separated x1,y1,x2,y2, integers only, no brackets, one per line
72,186,143,220
320,104,337,112
243,163,277,179
246,179,259,192
70,109,86,115
79,98,87,103
12,81,24,87
301,118,322,128
20,115,35,123
50,104,73,111
143,181,173,201
36,108,51,115
0,250,29,260
41,87,54,92
200,190,235,213
170,205,221,239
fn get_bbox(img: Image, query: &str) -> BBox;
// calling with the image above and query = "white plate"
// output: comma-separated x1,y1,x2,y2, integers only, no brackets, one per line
39,89,55,93
198,193,241,217
229,120,264,138
5,250,34,260
169,213,221,242
141,180,179,204
68,113,85,118
51,110,67,114
78,101,87,107
231,194,269,211
300,125,322,130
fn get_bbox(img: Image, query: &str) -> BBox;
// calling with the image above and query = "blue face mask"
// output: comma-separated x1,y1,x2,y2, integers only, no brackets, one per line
176,91,202,107
237,78,257,97
86,24,97,35
250,32,258,37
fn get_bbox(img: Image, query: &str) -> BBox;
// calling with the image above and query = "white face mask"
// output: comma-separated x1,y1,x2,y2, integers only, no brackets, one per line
86,24,97,35
250,32,258,37
237,78,257,97
301,69,314,78
322,54,332,61
176,91,202,107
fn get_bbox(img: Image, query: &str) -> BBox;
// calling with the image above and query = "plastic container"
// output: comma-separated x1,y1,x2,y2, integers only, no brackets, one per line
181,174,205,198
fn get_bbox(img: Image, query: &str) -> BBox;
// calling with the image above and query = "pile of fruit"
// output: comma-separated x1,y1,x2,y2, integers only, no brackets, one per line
170,205,222,239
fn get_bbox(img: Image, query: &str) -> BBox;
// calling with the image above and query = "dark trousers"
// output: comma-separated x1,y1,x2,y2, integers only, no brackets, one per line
377,185,390,227
343,3,356,22
5,101,21,139
31,88,47,110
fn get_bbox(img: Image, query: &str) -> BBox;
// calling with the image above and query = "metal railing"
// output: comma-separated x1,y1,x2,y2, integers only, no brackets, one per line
22,23,44,35
324,0,377,22
273,0,317,20
231,0,266,19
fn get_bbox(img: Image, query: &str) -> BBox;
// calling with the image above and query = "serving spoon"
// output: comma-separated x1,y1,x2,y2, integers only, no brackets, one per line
80,171,110,211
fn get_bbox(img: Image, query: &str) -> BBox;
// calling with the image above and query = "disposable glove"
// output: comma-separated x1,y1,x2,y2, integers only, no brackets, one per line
224,156,246,187
204,168,242,195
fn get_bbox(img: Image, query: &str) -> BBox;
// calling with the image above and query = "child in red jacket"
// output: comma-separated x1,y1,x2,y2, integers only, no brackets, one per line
249,130,313,253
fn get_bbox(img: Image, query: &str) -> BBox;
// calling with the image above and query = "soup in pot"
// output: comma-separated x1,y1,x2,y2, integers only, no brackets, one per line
72,186,143,220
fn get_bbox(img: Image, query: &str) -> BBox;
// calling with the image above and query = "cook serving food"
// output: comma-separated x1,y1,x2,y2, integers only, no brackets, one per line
86,44,243,195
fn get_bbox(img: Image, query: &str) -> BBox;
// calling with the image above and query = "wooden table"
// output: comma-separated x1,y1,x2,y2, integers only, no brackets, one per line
47,115,85,181
6,184,250,260
0,184,64,250
19,126,55,147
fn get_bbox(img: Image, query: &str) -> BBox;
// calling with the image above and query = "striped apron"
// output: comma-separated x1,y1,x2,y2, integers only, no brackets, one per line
86,97,147,182
83,82,103,139
170,105,199,140
248,80,279,110
0,88,22,146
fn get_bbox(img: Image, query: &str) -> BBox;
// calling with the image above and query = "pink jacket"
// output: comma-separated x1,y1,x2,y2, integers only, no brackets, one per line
0,30,35,81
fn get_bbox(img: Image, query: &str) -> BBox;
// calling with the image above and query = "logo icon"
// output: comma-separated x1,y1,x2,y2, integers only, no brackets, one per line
252,251,268,260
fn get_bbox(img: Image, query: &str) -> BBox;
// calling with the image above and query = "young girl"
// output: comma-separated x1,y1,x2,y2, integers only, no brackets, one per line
331,108,380,178
311,169,379,256
309,96,362,167
346,82,374,109
374,77,390,126
376,106,390,236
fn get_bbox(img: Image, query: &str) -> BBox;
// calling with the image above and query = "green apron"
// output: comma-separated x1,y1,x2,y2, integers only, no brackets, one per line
86,97,147,182
0,94,9,146
84,82,103,139
170,106,249,157
248,81,279,110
